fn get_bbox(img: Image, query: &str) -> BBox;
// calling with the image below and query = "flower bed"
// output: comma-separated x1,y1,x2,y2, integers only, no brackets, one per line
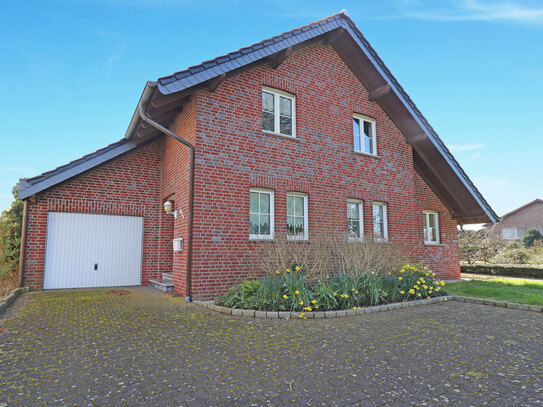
216,264,446,318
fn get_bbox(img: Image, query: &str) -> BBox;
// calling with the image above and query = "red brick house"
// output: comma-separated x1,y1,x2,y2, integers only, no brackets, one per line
18,12,498,300
497,199,543,240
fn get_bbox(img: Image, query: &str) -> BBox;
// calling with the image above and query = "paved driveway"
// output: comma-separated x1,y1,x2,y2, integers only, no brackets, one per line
0,288,542,406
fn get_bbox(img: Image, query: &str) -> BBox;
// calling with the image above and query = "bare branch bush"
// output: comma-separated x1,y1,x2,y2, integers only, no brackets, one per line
253,231,406,280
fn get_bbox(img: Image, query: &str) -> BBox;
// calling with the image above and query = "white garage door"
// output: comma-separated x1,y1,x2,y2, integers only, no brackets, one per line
44,212,143,289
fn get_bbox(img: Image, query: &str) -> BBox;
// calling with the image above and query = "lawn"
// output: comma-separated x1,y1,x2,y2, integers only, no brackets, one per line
447,276,543,306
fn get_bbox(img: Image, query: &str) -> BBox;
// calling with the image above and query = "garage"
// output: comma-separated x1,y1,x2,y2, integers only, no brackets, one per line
43,212,143,289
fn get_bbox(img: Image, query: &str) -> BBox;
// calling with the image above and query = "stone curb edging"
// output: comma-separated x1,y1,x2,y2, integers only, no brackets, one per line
453,295,543,313
195,295,543,319
0,287,28,315
195,295,454,319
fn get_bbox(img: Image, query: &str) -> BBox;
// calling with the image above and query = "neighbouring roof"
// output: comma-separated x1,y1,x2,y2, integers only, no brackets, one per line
501,199,543,220
20,11,498,224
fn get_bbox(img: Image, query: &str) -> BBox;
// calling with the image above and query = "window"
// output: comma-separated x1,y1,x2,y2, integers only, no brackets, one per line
423,211,440,244
347,199,363,239
502,227,516,239
372,202,388,242
287,193,308,240
353,114,376,155
262,87,296,137
249,189,274,239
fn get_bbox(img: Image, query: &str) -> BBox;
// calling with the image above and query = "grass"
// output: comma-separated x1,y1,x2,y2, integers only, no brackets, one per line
447,277,543,306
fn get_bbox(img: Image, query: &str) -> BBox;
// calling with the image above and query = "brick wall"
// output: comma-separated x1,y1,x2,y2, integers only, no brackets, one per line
498,202,543,231
188,40,460,299
22,39,462,296
22,138,164,288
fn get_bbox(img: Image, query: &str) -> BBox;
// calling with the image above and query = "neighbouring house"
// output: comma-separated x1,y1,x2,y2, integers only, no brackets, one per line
497,199,543,240
17,12,498,300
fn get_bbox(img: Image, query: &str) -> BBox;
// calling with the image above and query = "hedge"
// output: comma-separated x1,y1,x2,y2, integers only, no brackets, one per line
461,264,543,279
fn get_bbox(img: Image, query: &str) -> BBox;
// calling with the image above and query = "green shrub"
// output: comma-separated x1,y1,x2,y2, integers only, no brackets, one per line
215,264,447,314
495,247,531,264
522,228,543,248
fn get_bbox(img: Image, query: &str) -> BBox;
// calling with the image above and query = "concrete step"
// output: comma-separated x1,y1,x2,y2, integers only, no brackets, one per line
161,272,173,282
149,278,174,292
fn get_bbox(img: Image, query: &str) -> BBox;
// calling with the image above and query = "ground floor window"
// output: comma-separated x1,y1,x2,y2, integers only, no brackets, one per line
373,202,388,242
249,188,274,239
287,192,308,240
347,199,363,239
423,211,439,244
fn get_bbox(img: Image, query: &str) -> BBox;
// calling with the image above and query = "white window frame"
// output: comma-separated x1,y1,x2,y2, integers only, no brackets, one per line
347,199,364,240
286,192,308,240
353,114,377,156
249,188,274,240
501,227,517,240
372,201,388,242
423,210,440,245
262,86,296,138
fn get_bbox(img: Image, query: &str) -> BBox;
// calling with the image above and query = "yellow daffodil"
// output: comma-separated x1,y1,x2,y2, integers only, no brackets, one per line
400,290,405,294
311,300,316,304
441,281,445,286
315,305,319,309
295,266,300,271
417,293,422,297
276,270,280,274
355,291,358,294
299,301,304,306
409,289,415,294
295,290,300,295
398,277,403,280
283,294,288,299
286,268,290,273
299,313,305,318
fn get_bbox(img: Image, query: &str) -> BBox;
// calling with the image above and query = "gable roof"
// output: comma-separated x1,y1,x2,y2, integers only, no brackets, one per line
20,11,498,224
18,139,138,199
501,199,543,219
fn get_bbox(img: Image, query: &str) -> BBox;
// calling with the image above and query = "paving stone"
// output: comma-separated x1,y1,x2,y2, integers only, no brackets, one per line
1,289,542,406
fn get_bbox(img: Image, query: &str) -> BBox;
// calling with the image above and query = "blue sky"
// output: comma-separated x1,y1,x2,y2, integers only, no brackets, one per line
1,0,542,219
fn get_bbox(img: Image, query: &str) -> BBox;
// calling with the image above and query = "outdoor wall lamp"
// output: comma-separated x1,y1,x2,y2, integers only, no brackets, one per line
164,200,180,219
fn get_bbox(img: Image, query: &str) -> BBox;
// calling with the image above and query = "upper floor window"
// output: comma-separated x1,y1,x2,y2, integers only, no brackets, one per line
287,192,308,240
262,87,296,138
249,188,274,240
423,211,439,244
347,199,363,239
353,114,376,155
373,201,388,242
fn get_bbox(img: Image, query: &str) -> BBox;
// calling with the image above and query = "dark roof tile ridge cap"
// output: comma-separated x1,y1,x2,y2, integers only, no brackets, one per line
157,13,344,85
24,138,130,184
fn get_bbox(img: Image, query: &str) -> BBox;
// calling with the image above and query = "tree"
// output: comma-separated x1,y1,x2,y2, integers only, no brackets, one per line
0,184,23,281
522,228,543,248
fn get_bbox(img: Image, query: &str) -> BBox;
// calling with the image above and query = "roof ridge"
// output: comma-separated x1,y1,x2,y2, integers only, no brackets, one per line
24,138,129,184
157,12,345,86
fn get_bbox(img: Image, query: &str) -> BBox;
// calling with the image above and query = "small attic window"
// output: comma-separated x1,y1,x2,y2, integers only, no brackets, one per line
353,114,376,156
262,87,296,138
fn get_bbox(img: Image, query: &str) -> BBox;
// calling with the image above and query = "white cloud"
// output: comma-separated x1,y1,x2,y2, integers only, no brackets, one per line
448,143,484,152
401,0,543,24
